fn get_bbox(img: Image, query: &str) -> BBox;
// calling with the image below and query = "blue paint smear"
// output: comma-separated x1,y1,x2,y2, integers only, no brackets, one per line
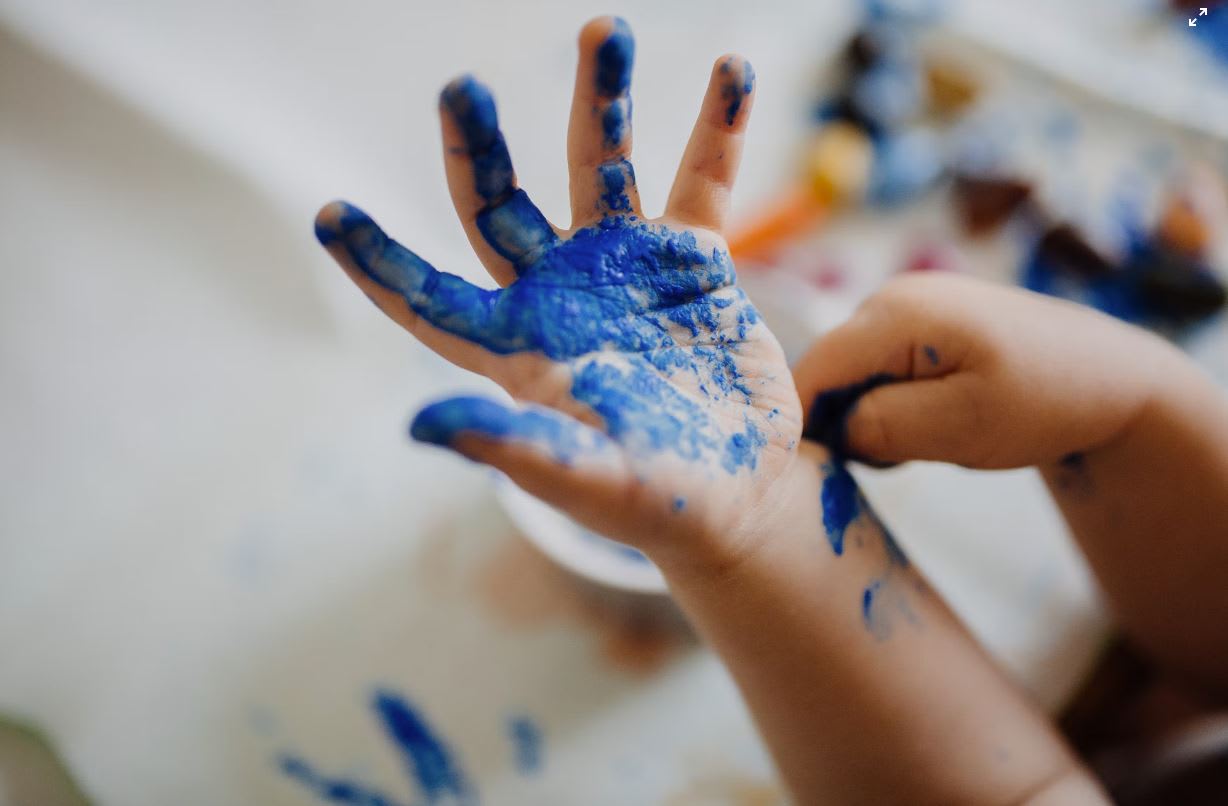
410,396,594,463
820,462,860,556
440,76,513,204
320,205,769,473
374,690,475,804
922,345,939,366
601,98,630,146
719,58,755,126
672,496,686,512
722,419,767,473
595,18,634,97
507,716,543,775
803,373,896,461
598,159,634,212
439,76,556,272
861,579,883,634
279,755,407,806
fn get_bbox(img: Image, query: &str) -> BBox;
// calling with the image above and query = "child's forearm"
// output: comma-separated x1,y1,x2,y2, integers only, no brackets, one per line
656,441,1105,805
1043,352,1228,695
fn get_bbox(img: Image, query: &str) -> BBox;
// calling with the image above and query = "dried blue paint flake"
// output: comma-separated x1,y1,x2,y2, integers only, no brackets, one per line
374,690,475,805
820,462,860,556
672,496,686,512
923,345,939,366
507,716,543,775
595,18,635,97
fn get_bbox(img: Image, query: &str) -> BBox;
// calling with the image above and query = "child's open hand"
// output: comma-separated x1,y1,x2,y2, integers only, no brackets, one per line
315,18,801,570
795,272,1179,468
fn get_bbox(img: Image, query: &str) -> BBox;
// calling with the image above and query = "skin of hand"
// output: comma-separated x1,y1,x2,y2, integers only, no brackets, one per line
795,272,1228,695
314,19,1106,804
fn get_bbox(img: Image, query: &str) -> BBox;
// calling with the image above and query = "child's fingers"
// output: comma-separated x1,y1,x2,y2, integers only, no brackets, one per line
832,374,999,467
411,395,636,521
567,17,643,225
439,76,559,284
794,306,965,462
665,55,755,232
315,201,501,375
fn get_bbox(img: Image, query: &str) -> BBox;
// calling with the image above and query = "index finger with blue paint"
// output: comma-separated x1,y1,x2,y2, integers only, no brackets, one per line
440,75,560,287
567,17,642,225
314,200,503,377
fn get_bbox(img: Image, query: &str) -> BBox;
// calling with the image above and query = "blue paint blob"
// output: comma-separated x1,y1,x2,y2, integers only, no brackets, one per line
922,344,939,366
598,159,634,212
803,373,896,461
374,690,474,804
721,419,767,474
475,189,558,271
410,396,594,464
595,18,635,97
601,98,630,146
719,59,755,126
820,462,860,556
278,754,406,806
672,496,686,512
507,716,543,775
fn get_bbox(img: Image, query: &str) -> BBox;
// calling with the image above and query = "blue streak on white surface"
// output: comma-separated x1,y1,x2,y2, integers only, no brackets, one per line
374,690,475,805
506,716,544,775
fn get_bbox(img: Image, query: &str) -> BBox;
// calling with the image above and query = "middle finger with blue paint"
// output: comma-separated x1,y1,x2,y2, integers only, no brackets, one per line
567,16,642,225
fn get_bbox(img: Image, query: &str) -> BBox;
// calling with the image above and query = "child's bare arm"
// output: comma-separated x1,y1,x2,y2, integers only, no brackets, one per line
315,20,1101,803
796,272,1228,695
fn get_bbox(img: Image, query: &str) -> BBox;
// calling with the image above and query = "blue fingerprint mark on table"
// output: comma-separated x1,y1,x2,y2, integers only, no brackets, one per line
506,716,544,774
320,206,770,474
278,689,475,805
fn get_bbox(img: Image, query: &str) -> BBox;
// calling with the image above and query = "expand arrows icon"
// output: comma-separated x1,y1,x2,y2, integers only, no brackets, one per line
1189,6,1209,26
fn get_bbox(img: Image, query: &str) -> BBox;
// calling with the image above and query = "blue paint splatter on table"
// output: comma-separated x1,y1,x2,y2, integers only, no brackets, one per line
507,716,544,775
278,689,474,805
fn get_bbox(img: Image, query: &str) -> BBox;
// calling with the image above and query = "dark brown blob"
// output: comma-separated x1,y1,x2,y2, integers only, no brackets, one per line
1131,246,1228,323
1036,223,1116,278
951,174,1033,235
